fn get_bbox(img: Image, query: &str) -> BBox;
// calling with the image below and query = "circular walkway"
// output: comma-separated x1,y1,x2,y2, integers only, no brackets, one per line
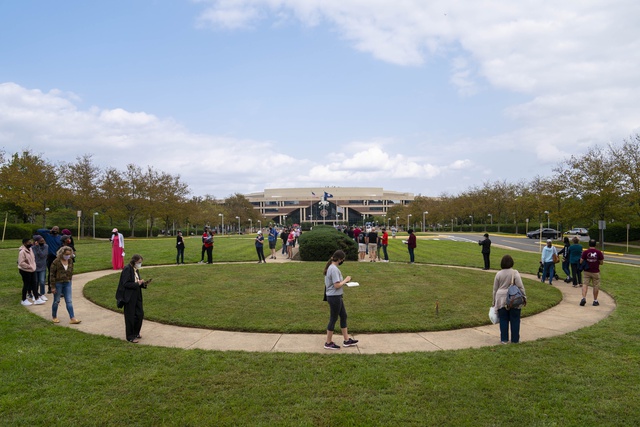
26,261,615,354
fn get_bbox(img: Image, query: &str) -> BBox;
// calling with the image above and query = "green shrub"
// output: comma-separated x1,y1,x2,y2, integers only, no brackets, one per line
588,223,640,242
298,225,357,261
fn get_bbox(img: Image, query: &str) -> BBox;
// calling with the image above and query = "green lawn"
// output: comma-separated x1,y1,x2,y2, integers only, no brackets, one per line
86,262,558,333
1,236,639,426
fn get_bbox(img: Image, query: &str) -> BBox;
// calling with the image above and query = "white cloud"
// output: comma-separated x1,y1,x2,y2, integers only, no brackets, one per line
1,82,460,196
195,0,640,165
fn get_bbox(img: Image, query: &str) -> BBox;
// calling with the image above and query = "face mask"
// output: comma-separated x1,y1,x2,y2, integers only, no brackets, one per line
135,262,142,269
338,260,344,265
63,255,71,260
39,242,45,246
25,244,33,249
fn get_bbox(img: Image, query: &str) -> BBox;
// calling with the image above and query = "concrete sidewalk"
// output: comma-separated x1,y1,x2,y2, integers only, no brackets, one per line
26,263,615,354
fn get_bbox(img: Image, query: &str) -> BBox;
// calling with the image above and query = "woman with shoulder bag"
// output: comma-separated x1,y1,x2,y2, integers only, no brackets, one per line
492,254,526,344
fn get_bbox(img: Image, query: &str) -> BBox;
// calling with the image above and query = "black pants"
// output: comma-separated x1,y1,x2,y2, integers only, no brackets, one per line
483,253,490,269
326,295,347,331
205,246,213,263
46,254,56,290
19,269,39,300
124,296,144,341
570,263,582,286
176,247,184,264
256,246,265,262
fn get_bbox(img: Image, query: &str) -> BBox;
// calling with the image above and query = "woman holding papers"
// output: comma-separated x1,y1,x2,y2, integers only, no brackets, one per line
323,250,359,350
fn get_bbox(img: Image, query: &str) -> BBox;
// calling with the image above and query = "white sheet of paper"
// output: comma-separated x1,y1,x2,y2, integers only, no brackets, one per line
346,282,360,287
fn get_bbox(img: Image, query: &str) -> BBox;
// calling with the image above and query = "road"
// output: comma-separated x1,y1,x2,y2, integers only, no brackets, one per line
430,232,640,267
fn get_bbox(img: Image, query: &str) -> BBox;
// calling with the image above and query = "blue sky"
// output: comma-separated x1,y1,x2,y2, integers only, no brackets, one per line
1,1,639,198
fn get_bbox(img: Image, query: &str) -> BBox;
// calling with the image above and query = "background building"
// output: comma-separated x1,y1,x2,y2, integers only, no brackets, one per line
245,187,414,226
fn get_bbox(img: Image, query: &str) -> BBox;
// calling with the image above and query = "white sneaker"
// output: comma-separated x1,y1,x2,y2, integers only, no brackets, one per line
21,299,32,306
39,295,48,301
33,298,46,305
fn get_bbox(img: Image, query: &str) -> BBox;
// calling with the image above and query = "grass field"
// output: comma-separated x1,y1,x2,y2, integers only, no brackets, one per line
1,235,639,426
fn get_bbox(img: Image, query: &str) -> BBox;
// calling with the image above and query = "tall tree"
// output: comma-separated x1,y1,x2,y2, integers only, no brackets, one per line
61,154,104,236
611,134,640,220
563,146,622,222
0,150,60,224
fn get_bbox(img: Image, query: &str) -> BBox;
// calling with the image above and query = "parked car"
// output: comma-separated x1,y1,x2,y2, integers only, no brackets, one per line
564,228,589,236
526,228,560,239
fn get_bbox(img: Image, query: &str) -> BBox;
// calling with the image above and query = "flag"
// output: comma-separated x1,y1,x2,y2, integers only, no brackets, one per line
324,192,334,198
311,192,318,198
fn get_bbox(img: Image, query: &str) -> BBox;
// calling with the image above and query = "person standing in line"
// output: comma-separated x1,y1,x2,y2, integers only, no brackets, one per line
110,228,125,270
255,230,266,263
406,229,417,263
280,227,289,255
198,227,210,264
368,227,378,262
567,237,583,288
287,228,295,259
204,229,214,264
18,238,45,306
391,226,397,239
353,226,361,243
176,231,185,264
357,229,367,261
32,235,49,300
115,254,146,343
478,233,491,270
580,239,604,306
540,239,557,285
61,229,76,261
380,228,389,262
267,225,278,259
36,225,62,293
323,250,358,350
492,254,526,344
50,246,81,324
557,237,572,282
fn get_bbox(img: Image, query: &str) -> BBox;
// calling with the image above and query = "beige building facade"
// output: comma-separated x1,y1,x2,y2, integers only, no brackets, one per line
245,187,414,225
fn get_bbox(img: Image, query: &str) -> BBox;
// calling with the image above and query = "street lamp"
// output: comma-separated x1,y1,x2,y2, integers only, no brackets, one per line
235,216,240,234
407,213,412,230
469,215,474,230
218,213,224,235
544,210,550,229
362,214,366,227
93,212,99,238
257,220,261,230
396,216,399,230
422,211,428,233
43,207,50,228
249,218,252,233
488,213,493,225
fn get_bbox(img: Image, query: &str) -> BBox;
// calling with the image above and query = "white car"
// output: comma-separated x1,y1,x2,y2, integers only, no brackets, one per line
564,228,589,236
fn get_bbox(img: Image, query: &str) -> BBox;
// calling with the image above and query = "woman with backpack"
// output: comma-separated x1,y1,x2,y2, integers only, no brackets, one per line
492,254,526,344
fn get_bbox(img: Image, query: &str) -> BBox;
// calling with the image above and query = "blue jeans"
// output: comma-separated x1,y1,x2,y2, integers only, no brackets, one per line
408,247,415,263
52,281,75,319
542,262,554,283
36,270,46,295
561,260,571,278
498,307,521,343
382,244,388,261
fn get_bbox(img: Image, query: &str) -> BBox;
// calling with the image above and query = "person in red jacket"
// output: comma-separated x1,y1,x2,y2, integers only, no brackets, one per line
406,229,416,263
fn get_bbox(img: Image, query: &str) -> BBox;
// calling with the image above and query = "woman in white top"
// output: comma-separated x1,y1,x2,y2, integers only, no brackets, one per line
323,250,358,350
492,254,526,344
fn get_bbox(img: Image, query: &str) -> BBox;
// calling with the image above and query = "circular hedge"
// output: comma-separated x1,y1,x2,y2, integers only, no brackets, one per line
298,225,358,261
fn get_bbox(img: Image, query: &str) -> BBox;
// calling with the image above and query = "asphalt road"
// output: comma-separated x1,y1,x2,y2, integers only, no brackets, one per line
437,232,640,267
